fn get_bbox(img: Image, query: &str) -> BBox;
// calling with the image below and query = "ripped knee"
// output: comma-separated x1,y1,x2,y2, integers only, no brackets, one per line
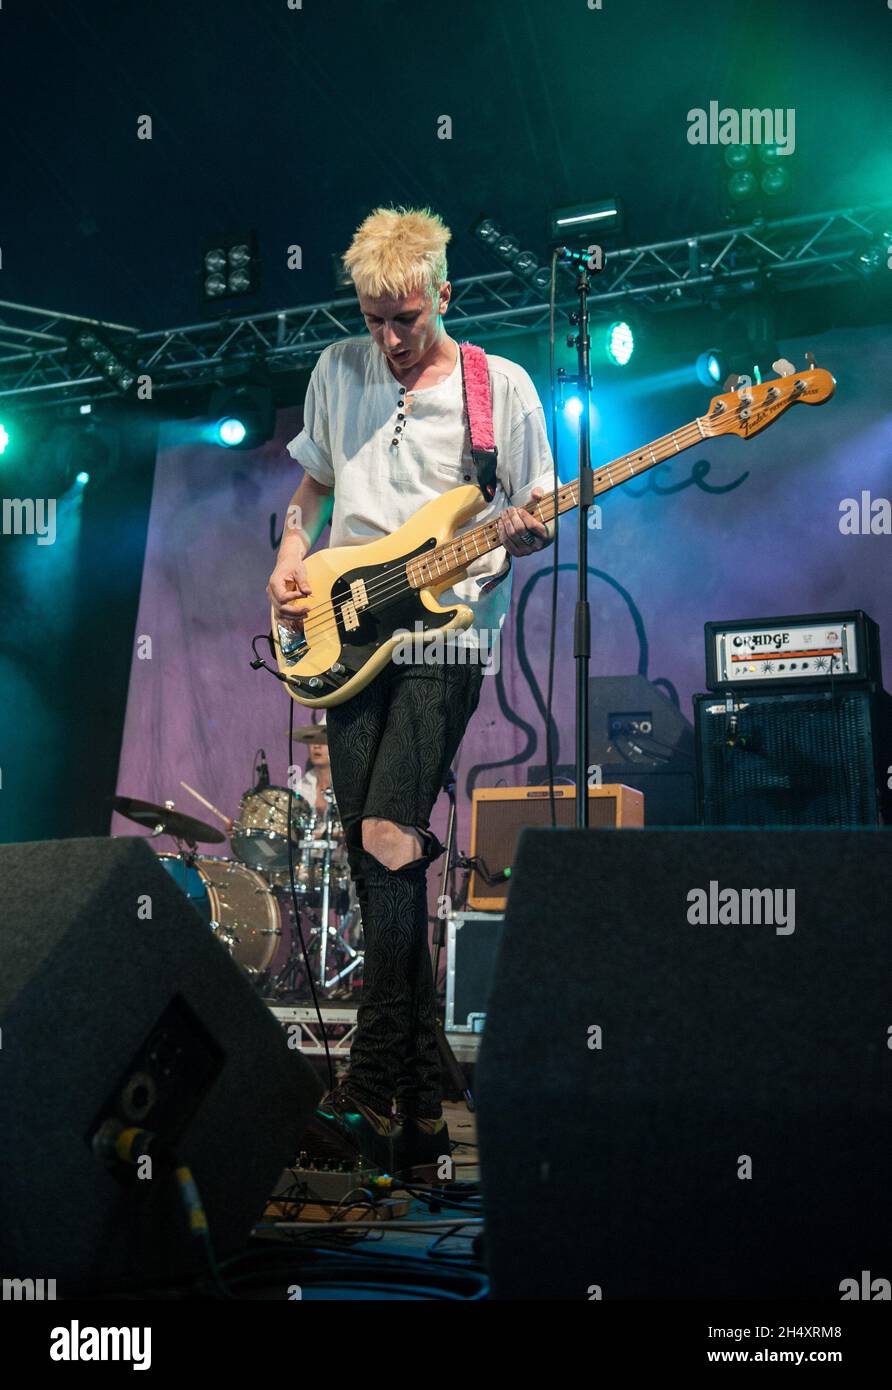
360,816,424,872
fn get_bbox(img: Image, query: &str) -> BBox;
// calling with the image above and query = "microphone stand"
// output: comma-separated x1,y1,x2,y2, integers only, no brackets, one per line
430,766,474,1111
558,248,598,828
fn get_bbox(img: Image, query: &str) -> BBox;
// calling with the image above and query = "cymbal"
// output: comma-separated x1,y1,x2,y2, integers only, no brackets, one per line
288,724,329,745
111,795,226,845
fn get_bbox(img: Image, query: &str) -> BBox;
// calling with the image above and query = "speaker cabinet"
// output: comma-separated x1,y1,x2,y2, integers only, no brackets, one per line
0,836,321,1294
476,827,892,1299
468,784,643,911
695,686,892,826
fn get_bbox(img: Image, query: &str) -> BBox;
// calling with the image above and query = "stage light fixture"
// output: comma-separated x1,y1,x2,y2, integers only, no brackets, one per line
722,144,794,215
565,396,584,418
761,166,790,197
79,404,92,416
75,471,90,487
472,215,552,294
604,321,634,366
0,422,9,456
208,376,274,451
696,349,725,386
858,230,892,274
728,170,759,201
549,199,622,241
723,145,752,171
215,417,248,448
201,233,261,303
71,328,140,397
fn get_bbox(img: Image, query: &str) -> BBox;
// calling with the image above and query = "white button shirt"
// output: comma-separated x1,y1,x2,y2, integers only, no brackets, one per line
286,336,556,651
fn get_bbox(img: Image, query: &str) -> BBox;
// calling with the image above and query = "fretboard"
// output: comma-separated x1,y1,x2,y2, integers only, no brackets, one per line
407,414,708,589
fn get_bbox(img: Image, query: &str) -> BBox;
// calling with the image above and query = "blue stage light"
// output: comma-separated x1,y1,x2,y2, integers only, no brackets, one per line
75,471,90,486
696,349,725,387
216,417,248,447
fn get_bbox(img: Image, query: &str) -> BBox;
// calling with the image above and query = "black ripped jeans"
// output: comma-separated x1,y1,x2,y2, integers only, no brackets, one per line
326,659,485,1119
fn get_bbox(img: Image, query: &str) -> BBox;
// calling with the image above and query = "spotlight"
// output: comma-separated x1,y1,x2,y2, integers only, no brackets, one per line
760,166,790,197
0,422,9,456
565,396,584,417
474,219,501,247
723,145,752,171
604,321,634,366
79,404,93,416
201,233,261,303
696,349,725,386
728,170,758,201
208,377,274,451
75,470,90,487
215,417,248,448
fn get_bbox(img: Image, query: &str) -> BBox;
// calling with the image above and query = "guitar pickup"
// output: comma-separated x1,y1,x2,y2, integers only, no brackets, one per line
342,601,360,632
349,578,368,610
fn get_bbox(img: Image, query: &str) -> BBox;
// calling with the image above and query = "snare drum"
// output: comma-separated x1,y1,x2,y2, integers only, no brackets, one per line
229,785,311,874
157,853,281,978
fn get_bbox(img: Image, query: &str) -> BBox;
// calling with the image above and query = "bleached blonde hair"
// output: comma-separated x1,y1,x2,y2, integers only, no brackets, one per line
342,206,451,302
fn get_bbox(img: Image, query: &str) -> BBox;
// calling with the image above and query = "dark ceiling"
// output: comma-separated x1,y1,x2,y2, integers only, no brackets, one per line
1,0,889,334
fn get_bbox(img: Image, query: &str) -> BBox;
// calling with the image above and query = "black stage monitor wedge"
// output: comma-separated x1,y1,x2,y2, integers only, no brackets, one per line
476,828,892,1300
0,837,322,1294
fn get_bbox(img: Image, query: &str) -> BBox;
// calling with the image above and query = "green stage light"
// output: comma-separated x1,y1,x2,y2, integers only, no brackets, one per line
761,166,790,196
728,170,758,201
724,145,753,170
605,321,634,366
0,422,9,456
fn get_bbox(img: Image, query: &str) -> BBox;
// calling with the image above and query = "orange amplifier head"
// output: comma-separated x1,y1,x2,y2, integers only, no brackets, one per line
467,784,643,912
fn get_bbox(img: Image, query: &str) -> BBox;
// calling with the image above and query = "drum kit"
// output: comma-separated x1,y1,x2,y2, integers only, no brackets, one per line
112,725,363,1000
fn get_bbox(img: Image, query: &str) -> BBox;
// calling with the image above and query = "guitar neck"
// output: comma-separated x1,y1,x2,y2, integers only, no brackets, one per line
409,414,709,587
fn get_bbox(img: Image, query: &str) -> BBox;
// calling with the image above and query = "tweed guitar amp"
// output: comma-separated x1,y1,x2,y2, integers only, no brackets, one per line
467,784,643,911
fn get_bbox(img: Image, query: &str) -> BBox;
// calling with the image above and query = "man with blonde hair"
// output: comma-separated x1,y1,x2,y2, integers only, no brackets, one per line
268,206,555,1176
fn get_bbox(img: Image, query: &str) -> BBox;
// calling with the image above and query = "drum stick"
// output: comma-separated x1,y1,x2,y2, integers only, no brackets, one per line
179,781,231,826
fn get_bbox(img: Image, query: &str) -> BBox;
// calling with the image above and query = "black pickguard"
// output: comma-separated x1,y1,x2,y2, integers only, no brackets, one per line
284,536,461,698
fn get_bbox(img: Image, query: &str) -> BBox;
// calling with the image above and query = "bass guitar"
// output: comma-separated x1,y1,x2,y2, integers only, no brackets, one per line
271,361,835,707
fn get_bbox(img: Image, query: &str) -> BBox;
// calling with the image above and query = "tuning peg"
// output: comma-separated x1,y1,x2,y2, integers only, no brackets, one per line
804,350,817,370
772,358,795,377
723,373,741,392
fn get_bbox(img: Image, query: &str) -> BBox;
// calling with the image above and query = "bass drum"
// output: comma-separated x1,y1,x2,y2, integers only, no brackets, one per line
157,854,281,980
230,785,311,874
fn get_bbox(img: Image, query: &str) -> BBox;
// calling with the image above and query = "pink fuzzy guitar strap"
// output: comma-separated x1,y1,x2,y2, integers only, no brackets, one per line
458,340,498,502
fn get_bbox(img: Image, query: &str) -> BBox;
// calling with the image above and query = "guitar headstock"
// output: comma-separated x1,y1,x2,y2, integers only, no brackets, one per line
701,361,836,440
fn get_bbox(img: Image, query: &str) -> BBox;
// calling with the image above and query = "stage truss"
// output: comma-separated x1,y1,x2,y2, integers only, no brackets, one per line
0,204,888,412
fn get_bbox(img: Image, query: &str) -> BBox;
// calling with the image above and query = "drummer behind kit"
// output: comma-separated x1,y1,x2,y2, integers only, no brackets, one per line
111,724,363,1001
